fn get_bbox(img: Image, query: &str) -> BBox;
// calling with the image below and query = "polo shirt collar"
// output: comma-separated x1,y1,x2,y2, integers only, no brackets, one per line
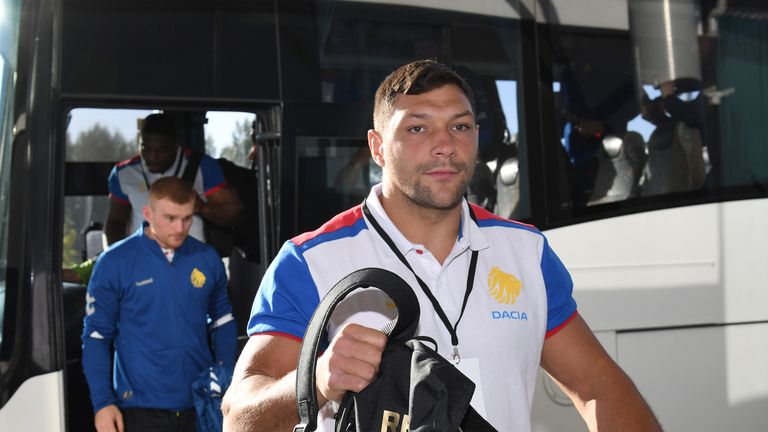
364,184,489,257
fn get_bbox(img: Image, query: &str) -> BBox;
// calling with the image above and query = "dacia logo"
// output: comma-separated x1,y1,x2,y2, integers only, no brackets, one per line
190,268,206,288
487,266,522,304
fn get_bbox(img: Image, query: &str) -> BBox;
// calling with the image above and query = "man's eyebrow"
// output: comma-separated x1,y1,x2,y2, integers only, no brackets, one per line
452,110,474,120
405,110,474,120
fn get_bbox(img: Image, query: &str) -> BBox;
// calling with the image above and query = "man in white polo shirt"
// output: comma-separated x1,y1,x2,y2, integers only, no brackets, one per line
104,113,241,246
222,60,661,431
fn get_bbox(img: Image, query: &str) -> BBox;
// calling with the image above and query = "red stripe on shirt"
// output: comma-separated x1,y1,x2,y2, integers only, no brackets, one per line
252,331,303,343
204,182,226,197
292,205,363,246
469,203,537,229
115,155,141,168
545,310,578,339
109,193,130,205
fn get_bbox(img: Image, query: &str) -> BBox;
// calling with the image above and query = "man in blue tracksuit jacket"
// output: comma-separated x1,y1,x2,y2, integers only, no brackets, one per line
82,176,237,432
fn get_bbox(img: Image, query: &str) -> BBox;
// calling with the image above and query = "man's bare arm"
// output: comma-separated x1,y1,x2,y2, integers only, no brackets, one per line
540,313,662,432
198,186,242,226
222,335,301,432
104,199,131,246
222,324,387,432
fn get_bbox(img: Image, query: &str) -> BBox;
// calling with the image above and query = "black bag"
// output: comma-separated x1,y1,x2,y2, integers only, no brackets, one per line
293,268,497,432
182,152,259,261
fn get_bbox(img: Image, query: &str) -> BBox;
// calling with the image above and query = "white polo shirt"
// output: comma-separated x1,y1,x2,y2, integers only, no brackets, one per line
248,184,577,431
108,148,226,242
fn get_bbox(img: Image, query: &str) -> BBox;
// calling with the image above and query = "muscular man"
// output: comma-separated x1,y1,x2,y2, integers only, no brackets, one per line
222,60,661,431
83,177,237,432
104,113,241,246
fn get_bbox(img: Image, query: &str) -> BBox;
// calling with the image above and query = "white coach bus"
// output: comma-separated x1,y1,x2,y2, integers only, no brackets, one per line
0,0,766,430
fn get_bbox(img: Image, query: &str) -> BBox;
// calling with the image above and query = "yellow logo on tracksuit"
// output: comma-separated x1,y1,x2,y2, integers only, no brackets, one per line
487,267,522,304
190,268,206,288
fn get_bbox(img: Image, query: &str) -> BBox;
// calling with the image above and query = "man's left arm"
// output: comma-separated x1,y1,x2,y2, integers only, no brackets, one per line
196,155,242,226
208,256,237,368
540,314,662,431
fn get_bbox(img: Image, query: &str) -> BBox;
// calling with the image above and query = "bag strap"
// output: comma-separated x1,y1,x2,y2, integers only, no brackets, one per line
293,268,420,432
181,150,203,187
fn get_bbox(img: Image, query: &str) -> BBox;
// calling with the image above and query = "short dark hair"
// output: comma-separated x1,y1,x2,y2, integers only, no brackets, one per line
148,176,195,205
373,60,475,131
141,113,176,139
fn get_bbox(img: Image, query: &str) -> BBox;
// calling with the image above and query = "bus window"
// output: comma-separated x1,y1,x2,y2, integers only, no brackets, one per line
542,0,732,216
283,0,527,231
489,79,529,220
716,12,768,189
63,108,152,269
546,28,641,210
205,111,257,169
540,1,768,223
297,137,378,231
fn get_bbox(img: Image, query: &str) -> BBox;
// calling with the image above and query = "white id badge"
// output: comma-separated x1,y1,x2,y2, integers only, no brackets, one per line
455,357,487,418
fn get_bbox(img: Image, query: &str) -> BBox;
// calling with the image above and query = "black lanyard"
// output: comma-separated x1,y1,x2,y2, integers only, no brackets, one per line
362,201,478,364
140,149,184,190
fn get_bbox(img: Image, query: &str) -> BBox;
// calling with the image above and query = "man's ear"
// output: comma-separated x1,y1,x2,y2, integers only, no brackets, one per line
141,204,151,222
367,129,384,167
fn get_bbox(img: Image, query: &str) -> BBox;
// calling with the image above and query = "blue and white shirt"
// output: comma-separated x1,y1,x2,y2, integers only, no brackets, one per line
108,148,226,242
248,184,577,431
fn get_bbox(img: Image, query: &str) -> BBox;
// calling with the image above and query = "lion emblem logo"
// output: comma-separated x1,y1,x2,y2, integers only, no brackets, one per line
487,267,522,304
190,268,206,288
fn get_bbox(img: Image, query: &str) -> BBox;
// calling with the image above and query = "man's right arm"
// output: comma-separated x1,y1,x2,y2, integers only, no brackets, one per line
104,199,131,246
82,257,123,430
222,334,302,432
222,324,387,432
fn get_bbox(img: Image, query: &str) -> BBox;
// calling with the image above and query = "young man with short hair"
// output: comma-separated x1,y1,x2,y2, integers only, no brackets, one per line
83,176,237,432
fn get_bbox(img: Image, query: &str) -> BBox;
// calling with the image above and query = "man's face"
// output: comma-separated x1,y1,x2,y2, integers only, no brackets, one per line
370,84,478,210
140,134,178,173
142,197,195,249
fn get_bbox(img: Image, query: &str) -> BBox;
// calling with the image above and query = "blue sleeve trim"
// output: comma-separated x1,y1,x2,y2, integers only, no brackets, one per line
200,154,226,192
107,165,128,202
541,236,578,332
247,241,321,341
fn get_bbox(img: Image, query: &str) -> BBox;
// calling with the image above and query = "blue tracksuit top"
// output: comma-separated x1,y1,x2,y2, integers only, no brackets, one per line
82,226,237,413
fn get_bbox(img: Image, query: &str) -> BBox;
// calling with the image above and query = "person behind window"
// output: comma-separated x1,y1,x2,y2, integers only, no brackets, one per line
104,113,241,246
639,78,706,195
221,59,661,432
82,177,237,432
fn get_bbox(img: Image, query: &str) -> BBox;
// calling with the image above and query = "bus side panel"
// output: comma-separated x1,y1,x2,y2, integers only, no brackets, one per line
0,372,65,431
618,323,768,431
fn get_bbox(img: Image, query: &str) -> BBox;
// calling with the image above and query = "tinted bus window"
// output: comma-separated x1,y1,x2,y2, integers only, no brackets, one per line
284,1,528,234
542,1,768,222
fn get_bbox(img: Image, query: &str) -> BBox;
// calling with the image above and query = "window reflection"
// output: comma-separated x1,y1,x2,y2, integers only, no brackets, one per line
547,0,720,211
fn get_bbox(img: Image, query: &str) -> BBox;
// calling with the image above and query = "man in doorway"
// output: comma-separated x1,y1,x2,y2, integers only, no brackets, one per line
83,177,237,432
221,60,661,431
104,112,241,246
